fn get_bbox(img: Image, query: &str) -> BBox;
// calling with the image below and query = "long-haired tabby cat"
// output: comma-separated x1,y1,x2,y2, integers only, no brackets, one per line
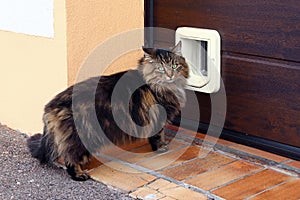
27,41,189,181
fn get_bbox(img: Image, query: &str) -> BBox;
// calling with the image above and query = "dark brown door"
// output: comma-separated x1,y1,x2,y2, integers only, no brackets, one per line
145,0,300,151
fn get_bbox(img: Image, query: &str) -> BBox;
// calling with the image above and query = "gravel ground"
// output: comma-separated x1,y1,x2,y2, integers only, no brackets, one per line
0,123,134,200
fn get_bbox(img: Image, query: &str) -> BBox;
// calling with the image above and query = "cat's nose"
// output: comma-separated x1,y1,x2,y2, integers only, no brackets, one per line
165,70,174,79
166,75,175,81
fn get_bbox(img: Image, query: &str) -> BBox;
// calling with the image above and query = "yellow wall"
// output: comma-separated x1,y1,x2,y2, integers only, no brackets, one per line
66,0,144,85
0,0,67,134
0,0,144,133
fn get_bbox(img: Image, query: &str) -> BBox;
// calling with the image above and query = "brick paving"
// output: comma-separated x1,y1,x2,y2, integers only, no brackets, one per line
85,125,300,200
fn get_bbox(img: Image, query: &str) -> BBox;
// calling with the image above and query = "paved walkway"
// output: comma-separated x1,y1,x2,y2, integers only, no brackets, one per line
2,122,300,199
86,125,300,200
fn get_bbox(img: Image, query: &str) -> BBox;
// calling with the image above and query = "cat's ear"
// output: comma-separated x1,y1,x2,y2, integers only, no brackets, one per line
170,41,182,56
142,47,155,60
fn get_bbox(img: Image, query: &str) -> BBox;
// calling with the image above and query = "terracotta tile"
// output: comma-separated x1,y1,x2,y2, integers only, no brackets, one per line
182,129,205,140
145,179,207,200
230,144,289,162
93,138,187,165
147,179,178,191
148,178,207,199
96,145,133,159
138,145,213,171
194,134,238,148
131,143,154,153
138,146,199,171
130,187,165,199
212,169,291,200
89,161,156,192
119,139,150,151
175,145,207,162
286,160,300,169
167,125,237,147
118,144,157,163
82,155,106,170
160,186,207,200
149,178,206,200
167,138,189,149
161,152,234,180
186,160,262,190
249,178,300,200
98,140,149,158
120,139,187,164
159,196,176,200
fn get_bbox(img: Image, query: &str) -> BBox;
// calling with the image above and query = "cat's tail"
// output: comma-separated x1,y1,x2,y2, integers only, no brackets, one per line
27,130,55,164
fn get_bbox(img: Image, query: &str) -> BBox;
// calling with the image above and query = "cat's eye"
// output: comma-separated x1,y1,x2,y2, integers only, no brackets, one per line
158,67,165,71
172,64,178,69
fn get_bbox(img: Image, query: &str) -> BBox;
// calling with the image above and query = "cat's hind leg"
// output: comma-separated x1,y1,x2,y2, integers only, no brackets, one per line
66,163,90,181
57,133,92,181
64,152,91,181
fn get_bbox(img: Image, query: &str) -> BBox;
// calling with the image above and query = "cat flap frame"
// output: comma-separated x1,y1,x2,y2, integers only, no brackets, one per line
176,27,221,93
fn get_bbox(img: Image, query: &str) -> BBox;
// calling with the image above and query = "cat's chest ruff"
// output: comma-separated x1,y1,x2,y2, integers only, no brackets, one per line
151,85,186,109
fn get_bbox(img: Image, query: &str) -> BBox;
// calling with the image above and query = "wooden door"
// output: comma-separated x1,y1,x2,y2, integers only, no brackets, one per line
145,0,300,158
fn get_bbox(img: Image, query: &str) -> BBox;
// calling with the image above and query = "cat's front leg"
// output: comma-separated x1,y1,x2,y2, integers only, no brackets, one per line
149,129,169,153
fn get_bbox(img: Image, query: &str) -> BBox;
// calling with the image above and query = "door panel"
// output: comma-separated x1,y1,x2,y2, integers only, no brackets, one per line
145,0,300,147
222,53,300,146
152,0,300,62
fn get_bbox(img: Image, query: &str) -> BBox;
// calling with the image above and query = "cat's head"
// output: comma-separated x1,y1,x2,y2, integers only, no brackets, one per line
138,41,189,87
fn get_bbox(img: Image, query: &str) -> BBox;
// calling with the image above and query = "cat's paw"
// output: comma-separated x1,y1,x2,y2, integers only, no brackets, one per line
66,164,90,181
70,172,90,181
156,145,169,153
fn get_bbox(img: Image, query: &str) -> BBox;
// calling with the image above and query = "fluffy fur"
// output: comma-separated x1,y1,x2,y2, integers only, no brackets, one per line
27,42,189,181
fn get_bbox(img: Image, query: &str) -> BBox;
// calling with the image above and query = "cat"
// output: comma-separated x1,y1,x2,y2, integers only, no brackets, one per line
27,41,189,181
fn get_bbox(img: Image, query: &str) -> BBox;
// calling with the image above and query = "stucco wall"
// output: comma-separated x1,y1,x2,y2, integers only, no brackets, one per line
0,1,144,133
0,0,67,133
66,0,144,85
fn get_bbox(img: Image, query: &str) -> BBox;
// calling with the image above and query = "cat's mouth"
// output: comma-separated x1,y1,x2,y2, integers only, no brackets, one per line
165,79,175,83
165,76,175,83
